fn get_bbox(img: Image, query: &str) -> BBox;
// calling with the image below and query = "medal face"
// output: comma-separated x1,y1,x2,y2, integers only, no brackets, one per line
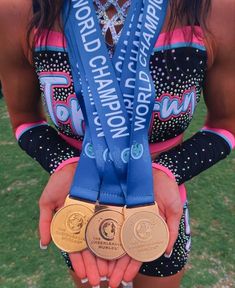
86,209,126,260
121,206,169,262
51,204,94,253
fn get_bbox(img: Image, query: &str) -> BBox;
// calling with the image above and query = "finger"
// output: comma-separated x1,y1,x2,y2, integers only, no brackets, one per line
107,260,116,278
123,259,142,283
96,257,108,279
82,250,100,286
165,214,181,255
39,204,53,246
69,252,87,280
109,255,131,288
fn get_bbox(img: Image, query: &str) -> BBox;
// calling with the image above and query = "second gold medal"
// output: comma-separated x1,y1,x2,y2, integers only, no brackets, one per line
86,205,126,260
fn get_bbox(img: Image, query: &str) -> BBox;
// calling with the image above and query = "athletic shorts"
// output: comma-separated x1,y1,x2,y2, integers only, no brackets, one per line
61,202,191,277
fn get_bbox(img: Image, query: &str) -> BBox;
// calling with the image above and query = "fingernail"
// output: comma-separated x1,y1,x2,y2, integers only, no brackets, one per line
92,286,100,288
39,240,47,250
100,276,107,281
164,249,173,258
81,278,88,284
122,281,133,287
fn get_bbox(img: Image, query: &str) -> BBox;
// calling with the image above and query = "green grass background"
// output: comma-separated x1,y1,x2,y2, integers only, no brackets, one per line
0,94,234,288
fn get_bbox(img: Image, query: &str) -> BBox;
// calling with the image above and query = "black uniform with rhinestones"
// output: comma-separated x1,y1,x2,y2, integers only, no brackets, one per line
32,1,208,278
34,32,207,145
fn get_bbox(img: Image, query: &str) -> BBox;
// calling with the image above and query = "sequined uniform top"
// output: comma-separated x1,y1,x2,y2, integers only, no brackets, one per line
34,26,207,153
33,5,200,274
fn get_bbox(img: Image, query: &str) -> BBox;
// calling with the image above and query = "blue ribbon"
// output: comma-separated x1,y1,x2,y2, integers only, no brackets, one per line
63,24,102,202
63,0,141,204
63,0,168,206
99,0,144,204
126,0,169,206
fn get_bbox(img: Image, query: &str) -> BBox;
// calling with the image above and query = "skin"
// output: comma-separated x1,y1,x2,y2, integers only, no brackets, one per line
0,0,234,287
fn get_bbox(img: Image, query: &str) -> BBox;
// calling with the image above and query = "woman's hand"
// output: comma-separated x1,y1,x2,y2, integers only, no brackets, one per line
39,162,78,246
152,168,183,255
108,168,183,287
38,162,108,286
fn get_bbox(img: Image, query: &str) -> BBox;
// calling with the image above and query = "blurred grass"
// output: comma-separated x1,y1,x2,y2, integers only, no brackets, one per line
0,94,234,288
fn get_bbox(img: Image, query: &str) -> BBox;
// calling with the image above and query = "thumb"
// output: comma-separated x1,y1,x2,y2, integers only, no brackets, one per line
39,204,53,247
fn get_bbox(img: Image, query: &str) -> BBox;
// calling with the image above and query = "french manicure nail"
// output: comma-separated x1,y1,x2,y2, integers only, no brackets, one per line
100,276,107,281
81,278,88,284
122,281,133,287
39,240,47,250
164,249,173,258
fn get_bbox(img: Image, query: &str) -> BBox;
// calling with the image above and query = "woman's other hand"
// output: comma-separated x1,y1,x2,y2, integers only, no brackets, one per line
108,168,183,287
153,168,183,256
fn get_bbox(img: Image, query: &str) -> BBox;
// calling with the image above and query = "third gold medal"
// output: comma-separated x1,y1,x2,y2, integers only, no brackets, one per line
121,203,169,262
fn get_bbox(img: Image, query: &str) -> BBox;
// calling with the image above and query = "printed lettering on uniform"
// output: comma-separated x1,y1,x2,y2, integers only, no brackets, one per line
39,72,85,136
153,87,197,121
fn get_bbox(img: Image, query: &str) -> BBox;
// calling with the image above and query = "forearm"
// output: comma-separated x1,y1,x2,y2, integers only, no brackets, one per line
16,121,80,174
153,126,235,185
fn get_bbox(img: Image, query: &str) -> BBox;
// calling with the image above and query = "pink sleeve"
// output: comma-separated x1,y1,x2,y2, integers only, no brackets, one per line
15,121,48,140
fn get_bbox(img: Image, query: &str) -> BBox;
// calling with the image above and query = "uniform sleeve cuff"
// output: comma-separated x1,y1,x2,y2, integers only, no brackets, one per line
54,157,80,173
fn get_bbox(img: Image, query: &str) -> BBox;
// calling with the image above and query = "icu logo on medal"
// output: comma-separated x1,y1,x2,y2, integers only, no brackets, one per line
131,143,144,159
84,143,95,159
99,219,117,241
66,212,85,234
134,219,153,242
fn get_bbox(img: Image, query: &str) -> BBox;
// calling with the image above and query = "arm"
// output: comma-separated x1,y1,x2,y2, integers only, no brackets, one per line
0,1,46,129
0,3,105,286
203,0,235,134
0,1,80,174
153,0,235,184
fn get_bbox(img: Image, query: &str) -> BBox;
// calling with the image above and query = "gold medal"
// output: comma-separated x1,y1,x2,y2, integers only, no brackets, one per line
121,203,169,262
50,196,95,253
85,205,126,260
